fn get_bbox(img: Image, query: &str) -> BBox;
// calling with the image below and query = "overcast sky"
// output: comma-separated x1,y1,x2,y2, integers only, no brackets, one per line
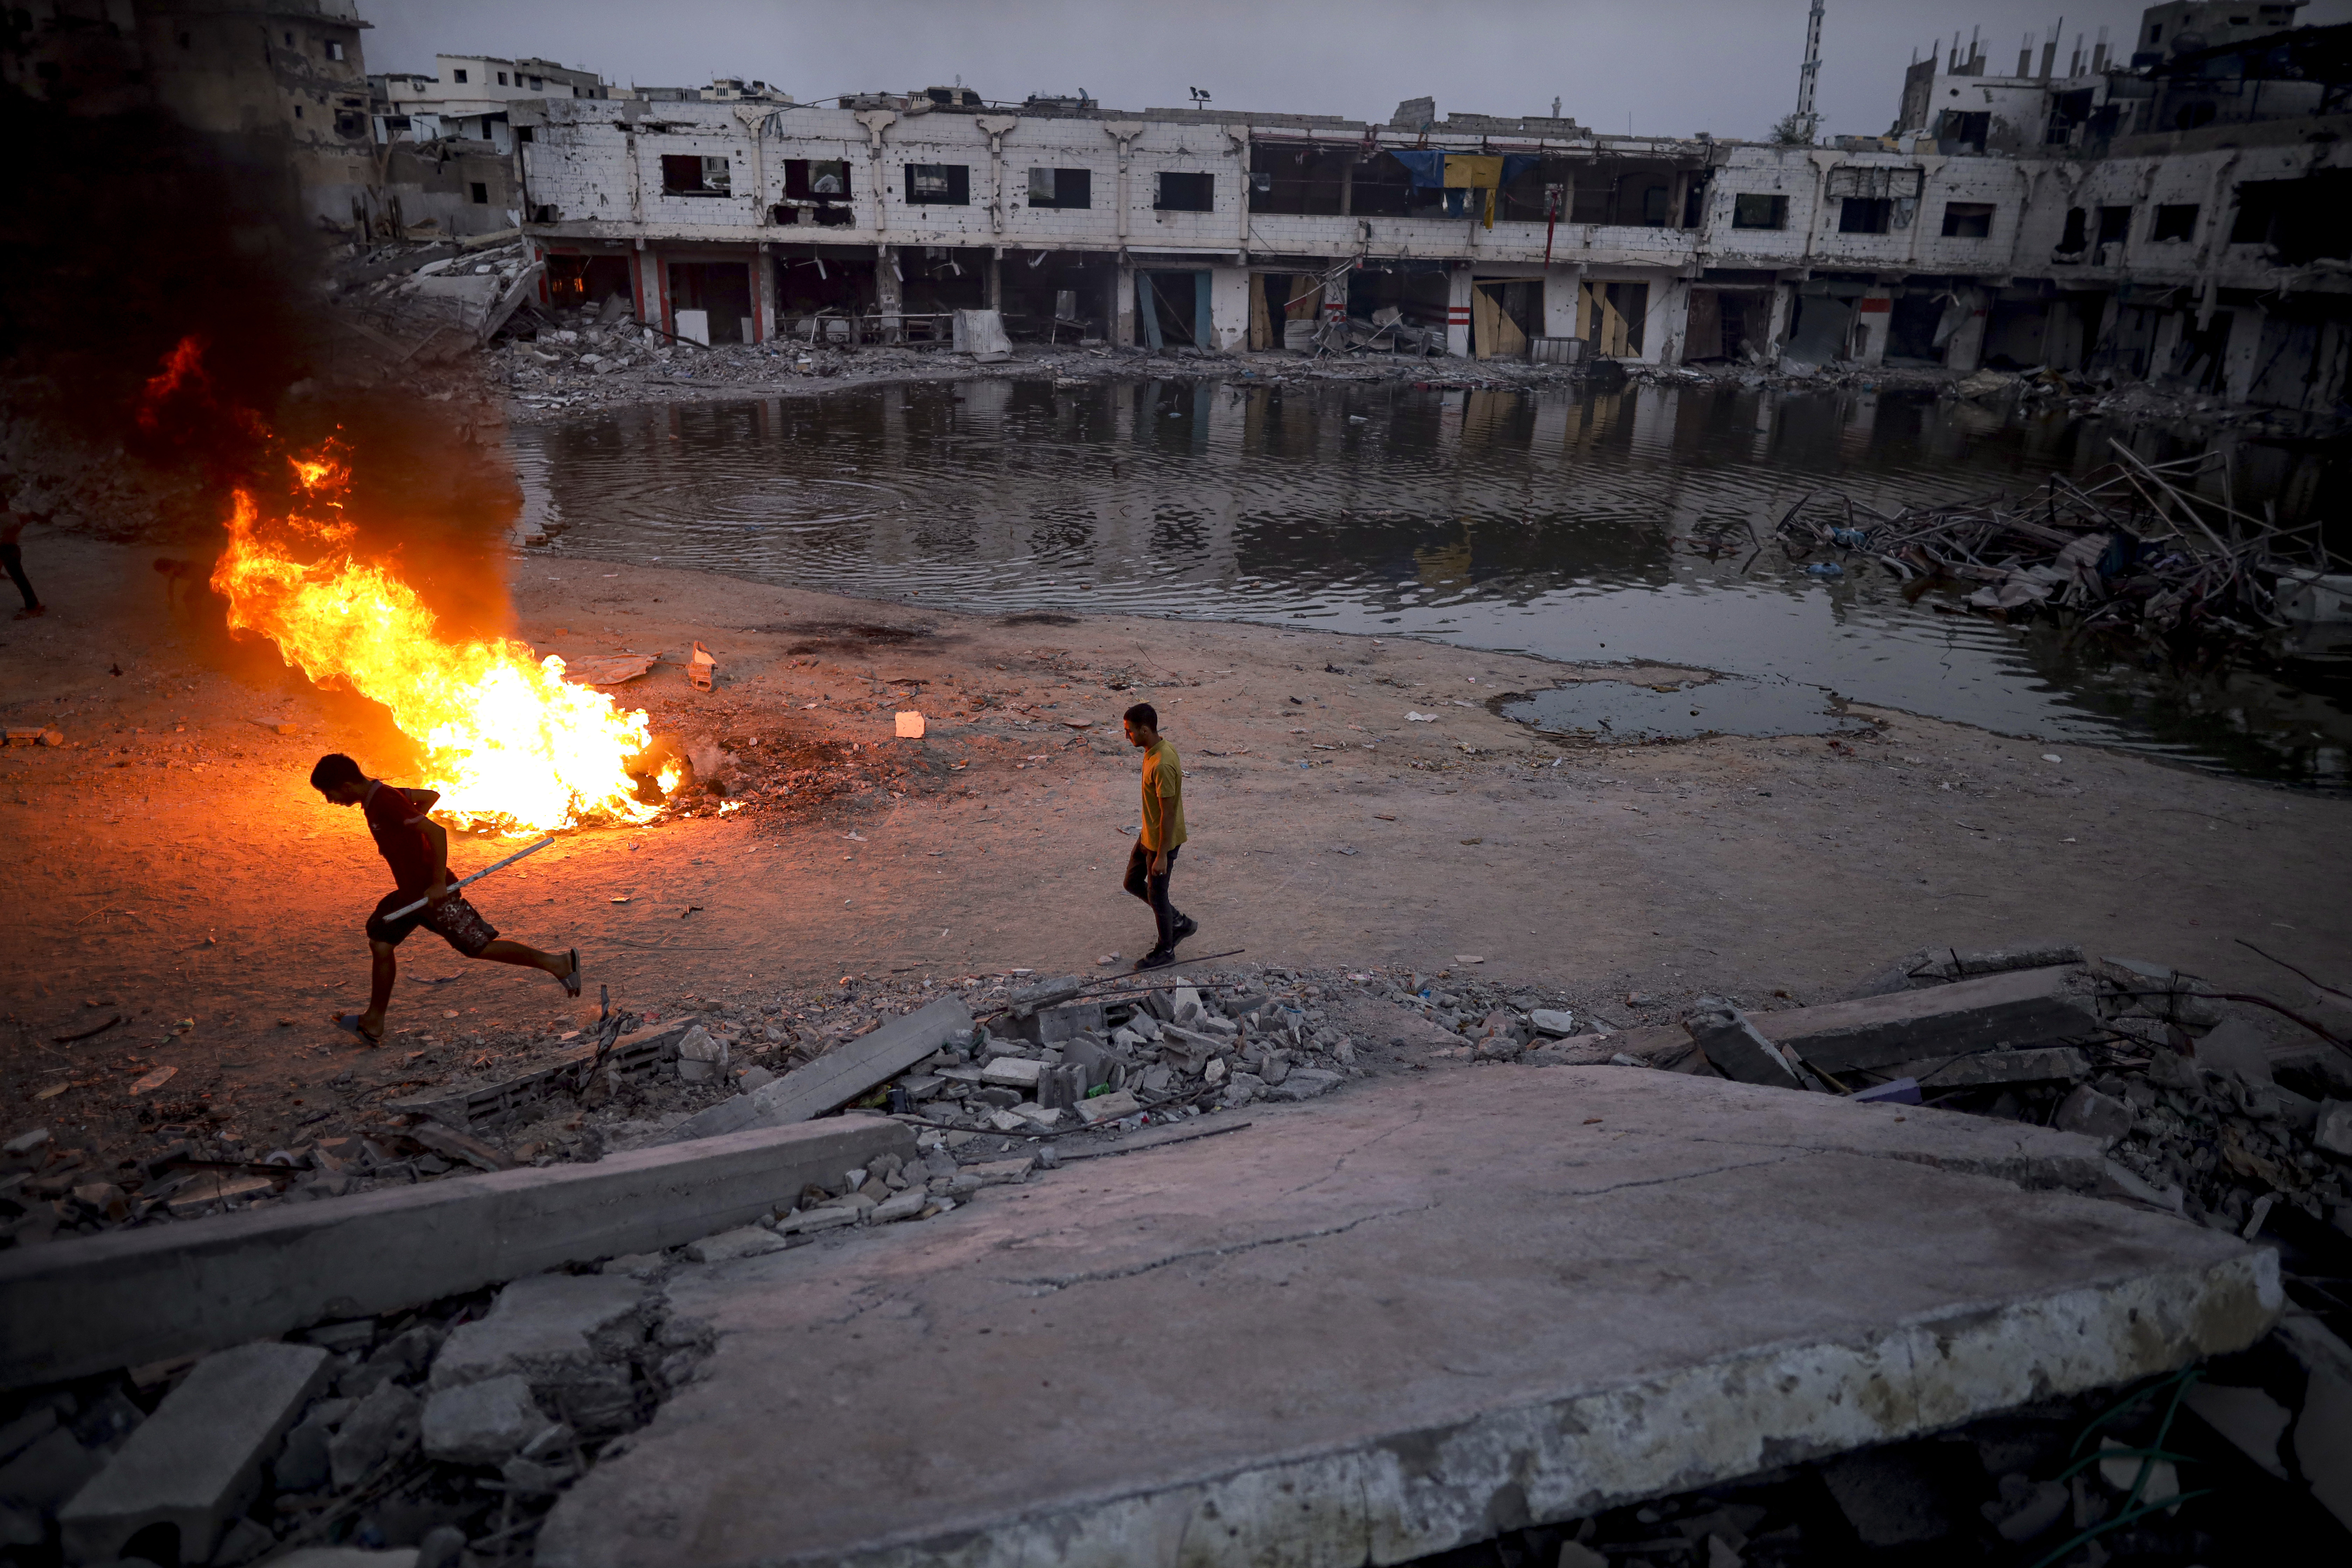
359,1,2352,142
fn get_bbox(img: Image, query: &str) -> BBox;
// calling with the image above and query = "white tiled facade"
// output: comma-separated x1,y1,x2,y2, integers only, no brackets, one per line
513,87,2352,407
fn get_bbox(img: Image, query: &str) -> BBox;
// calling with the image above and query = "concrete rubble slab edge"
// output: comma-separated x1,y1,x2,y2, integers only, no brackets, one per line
0,1116,913,1391
543,1249,2281,1568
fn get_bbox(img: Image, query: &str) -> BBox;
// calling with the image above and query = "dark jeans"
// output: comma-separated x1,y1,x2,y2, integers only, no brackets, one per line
0,542,34,611
1123,840,1183,952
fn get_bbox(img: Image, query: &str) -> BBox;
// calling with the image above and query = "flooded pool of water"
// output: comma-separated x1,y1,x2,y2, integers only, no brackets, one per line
512,378,2351,785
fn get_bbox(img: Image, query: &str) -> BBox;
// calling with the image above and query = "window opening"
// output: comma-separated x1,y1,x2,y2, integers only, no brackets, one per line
905,164,971,205
662,155,732,196
1838,197,1893,234
1940,202,1994,238
1028,167,1092,209
1155,172,1214,212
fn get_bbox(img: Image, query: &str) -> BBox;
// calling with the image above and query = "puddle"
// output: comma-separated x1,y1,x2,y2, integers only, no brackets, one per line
1500,674,1862,742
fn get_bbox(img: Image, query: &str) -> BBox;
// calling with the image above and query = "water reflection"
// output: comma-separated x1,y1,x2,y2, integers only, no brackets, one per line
512,378,2350,785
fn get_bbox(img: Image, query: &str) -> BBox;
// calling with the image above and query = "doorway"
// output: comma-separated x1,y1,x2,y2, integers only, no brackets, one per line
667,261,754,344
547,254,632,313
1578,280,1648,357
1472,280,1540,359
1138,271,1209,350
1250,273,1324,350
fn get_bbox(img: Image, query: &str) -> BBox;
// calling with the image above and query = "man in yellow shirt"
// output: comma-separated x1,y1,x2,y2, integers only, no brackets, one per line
1122,702,1196,970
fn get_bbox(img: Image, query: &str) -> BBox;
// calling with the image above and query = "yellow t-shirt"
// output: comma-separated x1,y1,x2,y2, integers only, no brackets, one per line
1140,738,1186,851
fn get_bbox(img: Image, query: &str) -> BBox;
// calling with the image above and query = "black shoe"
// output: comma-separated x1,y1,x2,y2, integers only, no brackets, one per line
1172,915,1198,945
1134,947,1177,972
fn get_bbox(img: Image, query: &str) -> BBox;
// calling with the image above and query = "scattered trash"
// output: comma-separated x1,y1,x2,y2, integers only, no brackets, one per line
556,653,657,687
127,1065,177,1096
1406,712,1438,722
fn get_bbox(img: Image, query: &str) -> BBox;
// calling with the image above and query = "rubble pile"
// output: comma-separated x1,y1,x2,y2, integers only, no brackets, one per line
335,237,539,357
0,1262,701,1567
1762,443,2341,662
1400,1354,2350,1567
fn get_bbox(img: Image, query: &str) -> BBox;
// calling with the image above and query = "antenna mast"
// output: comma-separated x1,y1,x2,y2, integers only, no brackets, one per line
1794,0,1826,140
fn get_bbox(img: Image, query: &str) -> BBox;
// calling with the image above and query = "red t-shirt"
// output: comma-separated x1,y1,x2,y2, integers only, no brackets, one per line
363,780,436,892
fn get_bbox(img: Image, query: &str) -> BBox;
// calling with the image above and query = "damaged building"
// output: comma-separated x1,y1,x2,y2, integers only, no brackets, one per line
504,0,2352,411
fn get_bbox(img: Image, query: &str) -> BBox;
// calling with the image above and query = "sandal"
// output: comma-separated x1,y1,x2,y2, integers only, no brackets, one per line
561,948,582,999
332,1012,384,1046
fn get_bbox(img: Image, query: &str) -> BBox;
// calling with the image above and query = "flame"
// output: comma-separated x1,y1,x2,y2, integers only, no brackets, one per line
183,393,673,833
138,336,210,430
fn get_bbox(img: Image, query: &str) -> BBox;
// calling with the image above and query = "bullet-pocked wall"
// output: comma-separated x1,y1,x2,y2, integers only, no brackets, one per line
510,92,2352,405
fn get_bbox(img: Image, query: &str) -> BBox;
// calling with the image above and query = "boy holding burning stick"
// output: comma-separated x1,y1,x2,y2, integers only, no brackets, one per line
309,753,580,1045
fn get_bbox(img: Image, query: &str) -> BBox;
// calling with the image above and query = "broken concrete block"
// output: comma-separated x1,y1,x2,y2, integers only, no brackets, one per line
270,1403,338,1493
1688,1015,1802,1090
684,1226,789,1264
965,1158,1033,1186
328,1380,420,1490
270,1548,421,1568
980,1057,1044,1090
1850,1078,1921,1105
1271,1069,1342,1102
1748,966,2098,1074
776,1206,857,1235
0,1113,915,1393
1910,1046,2090,1090
2182,1383,2291,1480
58,1340,330,1566
422,1374,557,1467
1075,1089,1144,1124
675,1026,729,1085
665,999,972,1142
1528,1009,1576,1037
870,1191,926,1223
1006,1001,1106,1045
2317,1100,2352,1158
2193,1017,2274,1084
2054,1084,2132,1142
431,1274,645,1400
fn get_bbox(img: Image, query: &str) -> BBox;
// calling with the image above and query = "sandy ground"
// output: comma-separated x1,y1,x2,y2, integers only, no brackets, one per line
4,528,2348,1164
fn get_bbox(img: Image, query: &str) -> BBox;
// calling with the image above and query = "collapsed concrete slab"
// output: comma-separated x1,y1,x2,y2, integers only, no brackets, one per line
57,1340,329,1565
665,998,971,1143
1747,965,2098,1074
536,1069,2275,1568
386,1017,699,1131
0,1116,910,1391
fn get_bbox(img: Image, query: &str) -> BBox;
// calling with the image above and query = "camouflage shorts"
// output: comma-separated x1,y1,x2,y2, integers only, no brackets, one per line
365,887,499,957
